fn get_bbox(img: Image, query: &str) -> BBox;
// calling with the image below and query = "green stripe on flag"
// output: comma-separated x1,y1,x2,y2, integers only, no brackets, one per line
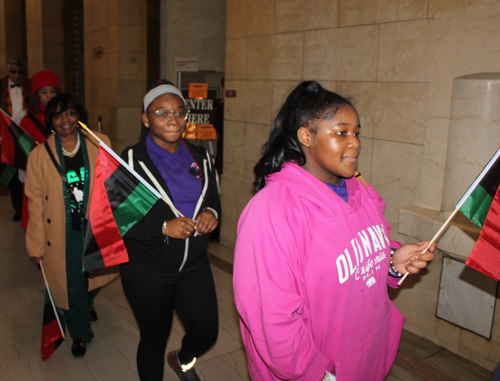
0,165,16,187
459,185,493,228
113,182,159,236
17,133,35,158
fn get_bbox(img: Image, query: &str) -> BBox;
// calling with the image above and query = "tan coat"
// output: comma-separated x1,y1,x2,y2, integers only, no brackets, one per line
25,130,119,310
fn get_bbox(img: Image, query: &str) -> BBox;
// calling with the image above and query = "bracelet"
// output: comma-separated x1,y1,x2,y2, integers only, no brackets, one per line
389,248,404,278
203,207,218,220
162,221,167,235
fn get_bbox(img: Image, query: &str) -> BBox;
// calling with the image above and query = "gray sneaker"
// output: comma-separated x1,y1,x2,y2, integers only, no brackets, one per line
167,350,201,381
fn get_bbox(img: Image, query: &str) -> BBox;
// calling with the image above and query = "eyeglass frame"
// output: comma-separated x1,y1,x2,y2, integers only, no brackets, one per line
10,69,23,75
151,109,190,122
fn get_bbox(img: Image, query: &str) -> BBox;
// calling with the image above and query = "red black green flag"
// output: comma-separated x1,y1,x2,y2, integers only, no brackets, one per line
83,143,161,271
41,289,65,361
0,108,35,170
456,149,500,280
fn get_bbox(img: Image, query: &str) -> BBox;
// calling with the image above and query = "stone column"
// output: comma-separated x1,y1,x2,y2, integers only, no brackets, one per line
442,73,500,211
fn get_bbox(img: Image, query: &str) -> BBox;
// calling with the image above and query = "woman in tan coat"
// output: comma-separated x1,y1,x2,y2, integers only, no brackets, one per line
25,93,118,358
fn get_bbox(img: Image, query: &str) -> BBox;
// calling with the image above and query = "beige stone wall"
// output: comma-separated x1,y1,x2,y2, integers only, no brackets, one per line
25,0,65,86
0,0,25,69
84,0,147,152
224,0,500,371
223,0,433,246
160,0,226,84
0,0,6,67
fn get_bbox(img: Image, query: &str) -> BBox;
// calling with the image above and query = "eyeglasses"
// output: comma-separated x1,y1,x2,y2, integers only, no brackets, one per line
152,109,190,121
10,69,23,75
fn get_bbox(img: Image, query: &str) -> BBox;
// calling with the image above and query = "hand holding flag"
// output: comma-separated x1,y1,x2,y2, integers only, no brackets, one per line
78,121,182,271
398,148,500,284
392,241,436,276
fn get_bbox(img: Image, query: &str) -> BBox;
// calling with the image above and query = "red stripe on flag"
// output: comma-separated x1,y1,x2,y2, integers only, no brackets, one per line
99,144,120,181
90,147,128,267
41,319,62,361
0,111,15,165
466,186,500,281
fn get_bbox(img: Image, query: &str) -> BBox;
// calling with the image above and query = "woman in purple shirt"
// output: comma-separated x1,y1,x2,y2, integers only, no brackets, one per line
120,80,221,381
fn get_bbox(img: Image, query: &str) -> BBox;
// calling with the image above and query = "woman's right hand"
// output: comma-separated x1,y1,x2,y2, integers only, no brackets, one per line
163,217,197,240
31,256,42,265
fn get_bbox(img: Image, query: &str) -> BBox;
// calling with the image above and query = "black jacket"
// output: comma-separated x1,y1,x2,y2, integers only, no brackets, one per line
120,138,221,272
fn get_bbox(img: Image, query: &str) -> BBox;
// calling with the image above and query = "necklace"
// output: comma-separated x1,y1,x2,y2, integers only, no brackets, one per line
62,133,81,157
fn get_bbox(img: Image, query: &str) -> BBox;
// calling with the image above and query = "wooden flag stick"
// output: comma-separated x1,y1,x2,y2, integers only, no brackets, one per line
77,121,184,217
137,161,185,217
40,261,66,340
398,208,460,285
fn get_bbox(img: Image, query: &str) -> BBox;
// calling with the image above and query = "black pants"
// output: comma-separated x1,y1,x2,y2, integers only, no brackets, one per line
9,173,23,216
120,256,218,381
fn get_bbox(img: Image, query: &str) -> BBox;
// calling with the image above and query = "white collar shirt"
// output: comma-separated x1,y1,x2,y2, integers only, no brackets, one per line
8,79,23,116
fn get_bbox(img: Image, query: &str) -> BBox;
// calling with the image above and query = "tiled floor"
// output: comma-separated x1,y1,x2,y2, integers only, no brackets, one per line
0,198,495,380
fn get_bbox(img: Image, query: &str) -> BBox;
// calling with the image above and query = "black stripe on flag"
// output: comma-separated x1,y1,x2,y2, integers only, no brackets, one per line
104,163,141,213
480,158,500,198
83,223,106,270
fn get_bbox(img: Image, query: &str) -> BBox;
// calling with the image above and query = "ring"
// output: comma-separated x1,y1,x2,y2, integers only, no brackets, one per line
187,231,190,235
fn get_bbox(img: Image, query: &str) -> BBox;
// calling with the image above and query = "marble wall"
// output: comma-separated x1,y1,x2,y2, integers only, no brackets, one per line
25,0,65,85
0,0,25,70
223,0,436,246
84,0,147,152
223,0,500,371
160,0,226,85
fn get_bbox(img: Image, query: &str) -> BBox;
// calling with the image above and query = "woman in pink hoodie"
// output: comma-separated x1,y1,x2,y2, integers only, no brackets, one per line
233,81,436,381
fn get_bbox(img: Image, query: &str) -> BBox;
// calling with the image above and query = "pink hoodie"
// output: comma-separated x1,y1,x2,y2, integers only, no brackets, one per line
233,163,404,381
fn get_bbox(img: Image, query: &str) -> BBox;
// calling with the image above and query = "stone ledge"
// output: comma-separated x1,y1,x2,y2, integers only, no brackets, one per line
398,206,480,262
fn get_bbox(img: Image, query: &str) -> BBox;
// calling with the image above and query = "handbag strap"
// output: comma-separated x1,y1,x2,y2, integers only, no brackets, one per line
28,114,50,139
44,142,68,187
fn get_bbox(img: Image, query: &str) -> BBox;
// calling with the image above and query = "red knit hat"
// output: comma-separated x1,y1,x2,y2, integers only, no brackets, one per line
30,70,61,95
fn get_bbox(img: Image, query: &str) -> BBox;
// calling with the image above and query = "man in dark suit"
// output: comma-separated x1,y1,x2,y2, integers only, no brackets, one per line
0,58,30,122
0,58,30,221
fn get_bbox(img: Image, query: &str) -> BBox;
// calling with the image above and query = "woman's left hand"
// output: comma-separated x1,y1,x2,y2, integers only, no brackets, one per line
195,209,218,235
391,241,436,275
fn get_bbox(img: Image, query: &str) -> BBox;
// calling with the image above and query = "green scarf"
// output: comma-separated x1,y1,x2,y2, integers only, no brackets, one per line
55,129,90,270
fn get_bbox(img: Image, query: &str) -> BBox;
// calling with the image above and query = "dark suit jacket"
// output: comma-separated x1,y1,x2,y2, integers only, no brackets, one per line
0,74,30,114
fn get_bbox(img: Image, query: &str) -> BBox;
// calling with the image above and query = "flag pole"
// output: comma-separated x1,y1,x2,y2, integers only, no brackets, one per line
78,121,104,145
397,206,461,285
399,148,500,285
77,121,184,217
40,261,65,340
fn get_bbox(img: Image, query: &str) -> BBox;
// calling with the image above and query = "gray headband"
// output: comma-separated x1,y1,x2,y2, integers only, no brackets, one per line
143,85,186,111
